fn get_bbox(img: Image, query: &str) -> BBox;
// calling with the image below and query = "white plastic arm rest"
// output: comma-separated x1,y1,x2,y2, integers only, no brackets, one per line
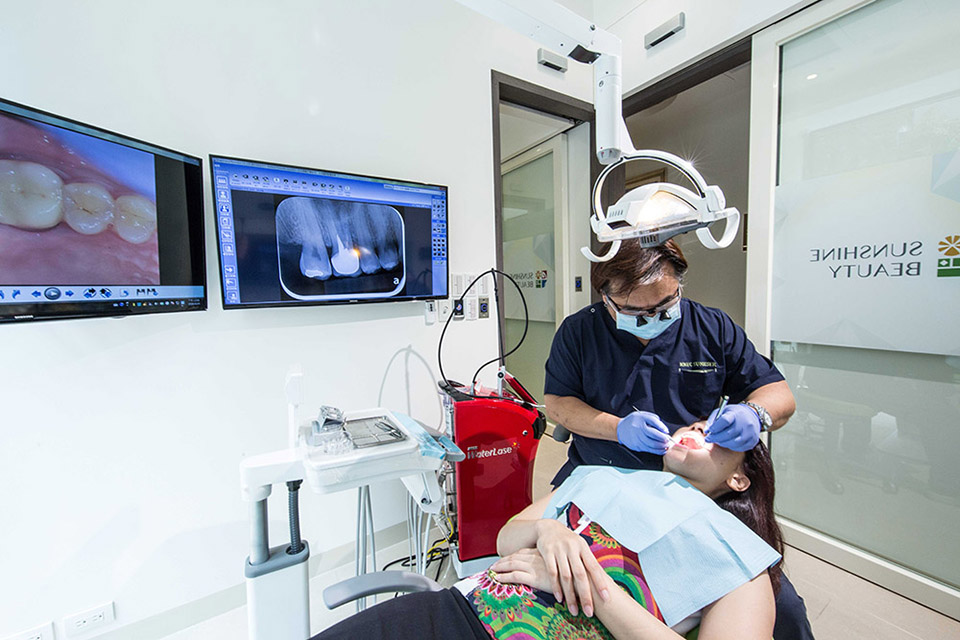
322,571,443,609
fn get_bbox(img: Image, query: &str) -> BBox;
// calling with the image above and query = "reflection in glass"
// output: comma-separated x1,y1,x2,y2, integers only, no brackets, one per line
772,342,960,589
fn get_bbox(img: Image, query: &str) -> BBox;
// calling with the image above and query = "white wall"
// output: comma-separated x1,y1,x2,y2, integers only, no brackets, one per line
0,1,591,637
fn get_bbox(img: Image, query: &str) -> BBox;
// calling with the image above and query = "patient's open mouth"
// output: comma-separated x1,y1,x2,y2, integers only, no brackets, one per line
677,432,706,450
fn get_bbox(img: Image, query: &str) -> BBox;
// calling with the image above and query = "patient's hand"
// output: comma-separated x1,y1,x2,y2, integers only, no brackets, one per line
490,548,553,592
494,520,612,618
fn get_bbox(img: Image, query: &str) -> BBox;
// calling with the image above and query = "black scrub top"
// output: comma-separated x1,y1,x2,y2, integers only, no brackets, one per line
544,299,784,485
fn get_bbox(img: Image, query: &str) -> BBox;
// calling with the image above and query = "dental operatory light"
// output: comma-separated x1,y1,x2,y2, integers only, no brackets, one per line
586,149,740,261
457,0,741,260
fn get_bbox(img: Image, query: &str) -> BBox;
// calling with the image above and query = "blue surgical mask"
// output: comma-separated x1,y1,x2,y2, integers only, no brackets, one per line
615,299,682,339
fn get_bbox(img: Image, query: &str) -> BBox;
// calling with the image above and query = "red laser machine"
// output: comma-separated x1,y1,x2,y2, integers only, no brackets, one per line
440,373,546,576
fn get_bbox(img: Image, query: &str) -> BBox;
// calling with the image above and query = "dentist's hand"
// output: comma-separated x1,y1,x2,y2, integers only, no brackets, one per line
705,404,761,451
616,411,672,454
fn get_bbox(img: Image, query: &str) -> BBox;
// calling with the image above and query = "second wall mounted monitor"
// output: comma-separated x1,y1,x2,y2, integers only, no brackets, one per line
210,156,448,309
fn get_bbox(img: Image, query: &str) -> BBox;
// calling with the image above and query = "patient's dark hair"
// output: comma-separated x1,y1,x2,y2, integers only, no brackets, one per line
714,440,785,595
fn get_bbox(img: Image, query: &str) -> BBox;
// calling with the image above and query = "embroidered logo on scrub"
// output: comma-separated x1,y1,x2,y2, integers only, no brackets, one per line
678,361,718,373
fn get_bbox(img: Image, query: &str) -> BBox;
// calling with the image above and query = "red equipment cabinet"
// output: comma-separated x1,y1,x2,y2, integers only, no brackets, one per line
441,376,546,565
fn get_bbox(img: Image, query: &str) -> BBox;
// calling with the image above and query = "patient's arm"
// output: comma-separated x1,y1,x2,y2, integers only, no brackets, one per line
496,492,609,617
495,492,554,555
595,570,775,640
696,572,775,639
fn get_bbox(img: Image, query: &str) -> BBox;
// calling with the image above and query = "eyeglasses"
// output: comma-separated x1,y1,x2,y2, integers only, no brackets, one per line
603,287,681,320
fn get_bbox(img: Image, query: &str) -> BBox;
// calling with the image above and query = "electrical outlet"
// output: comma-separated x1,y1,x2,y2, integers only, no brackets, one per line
63,602,114,637
478,296,489,319
2,622,54,640
423,300,437,325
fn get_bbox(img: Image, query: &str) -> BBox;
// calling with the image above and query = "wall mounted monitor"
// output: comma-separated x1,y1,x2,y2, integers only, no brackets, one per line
0,98,206,323
209,156,448,309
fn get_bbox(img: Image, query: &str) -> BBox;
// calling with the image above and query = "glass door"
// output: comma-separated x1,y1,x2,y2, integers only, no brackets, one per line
500,135,568,400
748,0,960,617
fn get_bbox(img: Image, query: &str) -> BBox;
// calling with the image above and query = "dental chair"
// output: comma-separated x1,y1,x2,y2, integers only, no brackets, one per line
322,570,443,610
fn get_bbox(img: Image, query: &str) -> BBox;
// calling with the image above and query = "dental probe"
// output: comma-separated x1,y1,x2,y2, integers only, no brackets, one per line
631,404,681,448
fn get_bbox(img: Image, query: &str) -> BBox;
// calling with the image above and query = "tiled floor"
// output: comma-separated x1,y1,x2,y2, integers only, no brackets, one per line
533,431,960,639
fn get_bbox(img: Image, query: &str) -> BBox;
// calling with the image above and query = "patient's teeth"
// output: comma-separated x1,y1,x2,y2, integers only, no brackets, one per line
114,195,157,243
330,236,361,276
64,183,115,234
347,203,382,274
0,160,64,229
297,199,332,280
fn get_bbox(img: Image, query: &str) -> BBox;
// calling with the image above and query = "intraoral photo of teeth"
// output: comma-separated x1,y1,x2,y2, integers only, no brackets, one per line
0,112,159,285
276,197,404,298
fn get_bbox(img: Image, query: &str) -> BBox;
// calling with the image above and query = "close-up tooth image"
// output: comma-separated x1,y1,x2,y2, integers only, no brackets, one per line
0,111,161,285
275,196,405,300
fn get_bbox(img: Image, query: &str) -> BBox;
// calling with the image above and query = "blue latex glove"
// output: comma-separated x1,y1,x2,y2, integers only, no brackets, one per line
704,404,761,452
617,411,672,454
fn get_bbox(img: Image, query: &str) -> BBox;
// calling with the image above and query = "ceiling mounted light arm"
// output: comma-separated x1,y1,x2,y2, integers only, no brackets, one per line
457,0,740,257
456,0,627,163
582,150,741,261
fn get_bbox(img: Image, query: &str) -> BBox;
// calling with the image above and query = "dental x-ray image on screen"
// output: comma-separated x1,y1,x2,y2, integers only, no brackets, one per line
275,198,406,299
210,156,447,309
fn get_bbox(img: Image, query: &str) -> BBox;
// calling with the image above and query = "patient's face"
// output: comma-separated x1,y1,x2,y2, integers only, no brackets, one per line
662,423,747,498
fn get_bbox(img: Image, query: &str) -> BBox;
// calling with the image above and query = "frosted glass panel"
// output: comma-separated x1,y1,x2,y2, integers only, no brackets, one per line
771,0,960,356
771,0,960,589
772,343,960,588
502,152,556,398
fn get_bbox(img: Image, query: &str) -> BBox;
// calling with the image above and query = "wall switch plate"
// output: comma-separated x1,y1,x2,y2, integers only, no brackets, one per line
465,297,479,321
452,299,465,320
478,297,489,319
451,274,465,298
478,275,491,296
64,602,114,637
3,622,54,640
438,299,452,321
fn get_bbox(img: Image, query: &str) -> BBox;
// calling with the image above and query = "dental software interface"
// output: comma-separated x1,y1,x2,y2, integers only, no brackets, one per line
0,99,205,321
210,157,448,308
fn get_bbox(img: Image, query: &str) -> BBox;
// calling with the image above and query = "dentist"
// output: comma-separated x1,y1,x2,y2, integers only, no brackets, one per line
542,238,812,640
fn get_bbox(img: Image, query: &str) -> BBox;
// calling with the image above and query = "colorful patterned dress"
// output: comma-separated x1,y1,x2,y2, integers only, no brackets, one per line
462,503,670,640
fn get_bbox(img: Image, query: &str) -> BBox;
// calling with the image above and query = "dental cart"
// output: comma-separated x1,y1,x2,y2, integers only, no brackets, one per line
240,406,463,640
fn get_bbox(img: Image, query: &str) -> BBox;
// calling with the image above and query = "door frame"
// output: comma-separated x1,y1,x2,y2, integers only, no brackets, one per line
491,71,597,343
747,0,960,619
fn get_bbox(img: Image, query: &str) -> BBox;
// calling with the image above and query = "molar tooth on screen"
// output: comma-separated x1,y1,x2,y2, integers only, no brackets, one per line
275,196,406,300
0,111,161,285
322,200,361,277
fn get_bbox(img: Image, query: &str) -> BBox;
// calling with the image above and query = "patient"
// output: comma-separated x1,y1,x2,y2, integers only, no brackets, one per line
316,423,783,640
